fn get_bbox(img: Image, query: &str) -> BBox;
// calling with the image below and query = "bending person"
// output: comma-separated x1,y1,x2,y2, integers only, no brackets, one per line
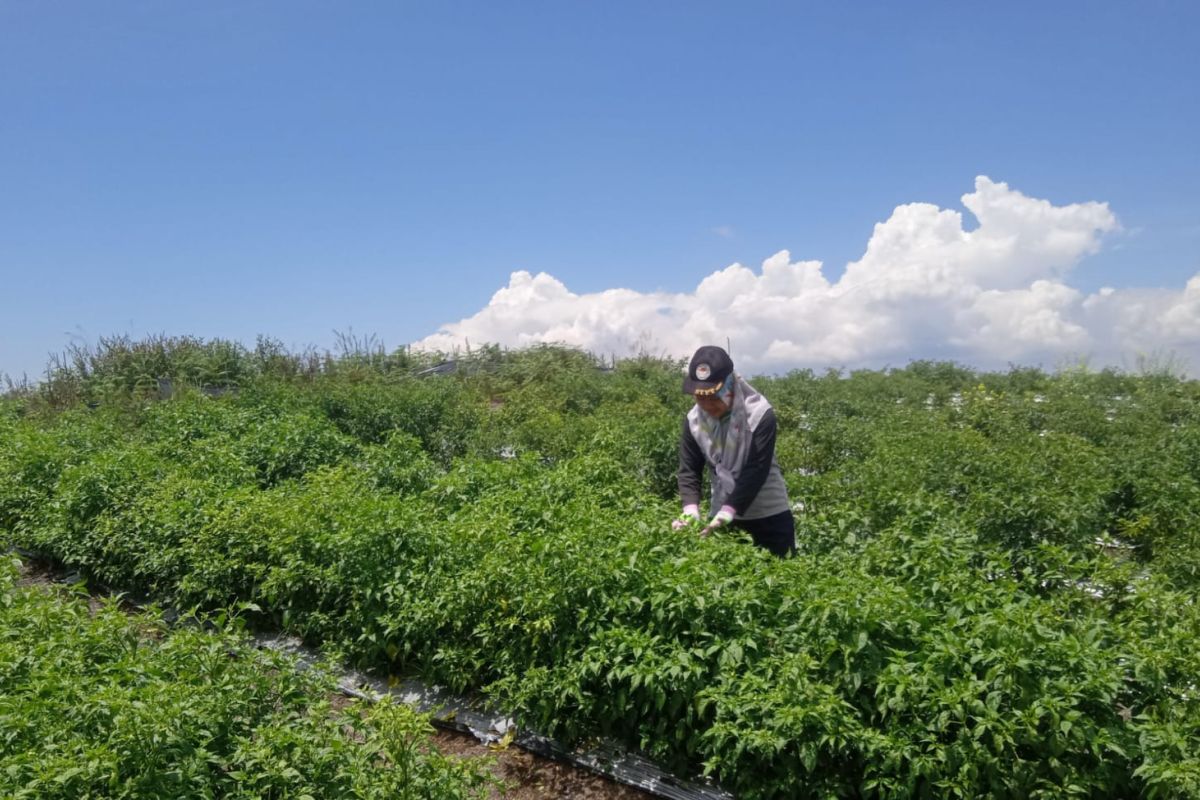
673,345,796,557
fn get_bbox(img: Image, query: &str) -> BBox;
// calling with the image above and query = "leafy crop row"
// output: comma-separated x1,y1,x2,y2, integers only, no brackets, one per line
0,557,492,799
2,343,1199,797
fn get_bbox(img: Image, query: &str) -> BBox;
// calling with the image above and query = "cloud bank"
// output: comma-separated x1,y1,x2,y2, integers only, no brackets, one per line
416,177,1200,374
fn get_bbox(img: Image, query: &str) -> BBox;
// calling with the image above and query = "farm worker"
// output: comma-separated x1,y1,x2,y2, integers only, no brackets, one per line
673,345,796,557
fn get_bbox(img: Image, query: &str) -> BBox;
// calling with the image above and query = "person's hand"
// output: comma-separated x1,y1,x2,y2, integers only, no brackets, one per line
700,505,736,538
671,504,701,531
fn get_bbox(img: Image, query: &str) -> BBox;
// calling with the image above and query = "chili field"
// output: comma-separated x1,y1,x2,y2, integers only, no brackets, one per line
2,338,1199,798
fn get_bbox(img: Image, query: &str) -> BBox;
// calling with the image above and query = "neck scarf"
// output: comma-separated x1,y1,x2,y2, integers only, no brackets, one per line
690,374,773,510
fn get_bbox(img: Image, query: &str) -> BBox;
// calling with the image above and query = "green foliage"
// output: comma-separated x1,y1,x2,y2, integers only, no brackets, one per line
0,558,492,800
38,334,255,409
323,377,484,466
4,341,1200,797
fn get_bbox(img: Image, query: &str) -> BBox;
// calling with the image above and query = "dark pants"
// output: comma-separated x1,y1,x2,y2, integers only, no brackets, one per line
733,510,796,557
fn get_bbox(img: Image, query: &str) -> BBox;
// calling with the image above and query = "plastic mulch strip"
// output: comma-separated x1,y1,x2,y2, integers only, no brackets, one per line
256,632,734,800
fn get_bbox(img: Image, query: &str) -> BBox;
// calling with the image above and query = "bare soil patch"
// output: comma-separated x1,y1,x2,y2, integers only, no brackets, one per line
432,728,654,800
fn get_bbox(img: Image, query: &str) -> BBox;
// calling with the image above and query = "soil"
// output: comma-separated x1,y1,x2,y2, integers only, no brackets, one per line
13,555,57,589
431,727,654,800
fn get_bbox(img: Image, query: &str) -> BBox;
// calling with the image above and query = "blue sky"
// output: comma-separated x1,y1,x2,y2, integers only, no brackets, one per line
2,1,1198,379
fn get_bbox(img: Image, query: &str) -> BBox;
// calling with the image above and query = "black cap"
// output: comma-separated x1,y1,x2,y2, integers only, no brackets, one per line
683,345,734,395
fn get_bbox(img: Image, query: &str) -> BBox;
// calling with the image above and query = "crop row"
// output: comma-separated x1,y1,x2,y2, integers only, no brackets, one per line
0,557,493,799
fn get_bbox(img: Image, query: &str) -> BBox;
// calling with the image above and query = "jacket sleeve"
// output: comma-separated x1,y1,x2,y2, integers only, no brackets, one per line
678,416,705,508
725,408,778,514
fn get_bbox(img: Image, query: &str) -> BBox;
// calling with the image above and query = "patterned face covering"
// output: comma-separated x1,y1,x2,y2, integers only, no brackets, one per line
715,373,735,409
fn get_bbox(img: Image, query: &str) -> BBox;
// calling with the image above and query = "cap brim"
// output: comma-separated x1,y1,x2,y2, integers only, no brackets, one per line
682,377,721,395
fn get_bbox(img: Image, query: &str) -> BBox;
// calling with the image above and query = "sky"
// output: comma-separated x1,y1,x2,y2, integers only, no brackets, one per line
2,1,1198,379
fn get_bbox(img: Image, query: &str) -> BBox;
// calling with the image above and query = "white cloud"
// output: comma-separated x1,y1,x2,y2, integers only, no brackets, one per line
416,177,1200,373
713,225,736,239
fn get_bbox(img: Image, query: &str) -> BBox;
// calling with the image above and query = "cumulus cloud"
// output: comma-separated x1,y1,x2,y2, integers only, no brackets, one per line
416,177,1200,373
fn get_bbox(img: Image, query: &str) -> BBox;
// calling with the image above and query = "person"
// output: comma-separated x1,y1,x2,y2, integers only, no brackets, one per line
672,345,796,557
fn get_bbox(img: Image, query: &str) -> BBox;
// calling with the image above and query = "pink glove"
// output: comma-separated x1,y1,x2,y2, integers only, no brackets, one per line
671,504,701,531
700,505,736,538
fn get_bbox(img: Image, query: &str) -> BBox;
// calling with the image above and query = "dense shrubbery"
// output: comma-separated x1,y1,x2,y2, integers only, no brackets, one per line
2,340,1199,797
0,558,492,799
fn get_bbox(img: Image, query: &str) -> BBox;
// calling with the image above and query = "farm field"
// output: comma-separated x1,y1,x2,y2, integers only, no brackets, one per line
2,337,1199,798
